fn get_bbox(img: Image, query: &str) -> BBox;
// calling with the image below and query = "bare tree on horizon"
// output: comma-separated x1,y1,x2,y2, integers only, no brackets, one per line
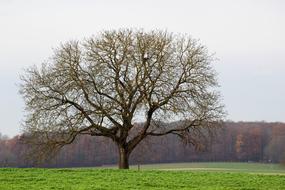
20,29,224,169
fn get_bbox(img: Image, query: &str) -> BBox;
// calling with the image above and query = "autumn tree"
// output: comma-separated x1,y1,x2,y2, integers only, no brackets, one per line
20,29,224,169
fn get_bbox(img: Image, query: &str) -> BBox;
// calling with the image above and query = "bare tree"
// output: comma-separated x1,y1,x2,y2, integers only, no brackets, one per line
20,29,224,169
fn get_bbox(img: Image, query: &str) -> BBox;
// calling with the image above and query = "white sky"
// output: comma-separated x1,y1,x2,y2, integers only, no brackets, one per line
0,0,284,137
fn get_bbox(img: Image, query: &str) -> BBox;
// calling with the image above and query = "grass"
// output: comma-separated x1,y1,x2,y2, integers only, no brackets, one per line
0,162,285,189
129,162,285,174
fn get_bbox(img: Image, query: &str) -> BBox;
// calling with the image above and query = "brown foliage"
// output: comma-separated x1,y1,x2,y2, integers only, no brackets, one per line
1,122,285,167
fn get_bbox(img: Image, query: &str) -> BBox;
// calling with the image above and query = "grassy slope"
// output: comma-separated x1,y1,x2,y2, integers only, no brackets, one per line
0,163,285,190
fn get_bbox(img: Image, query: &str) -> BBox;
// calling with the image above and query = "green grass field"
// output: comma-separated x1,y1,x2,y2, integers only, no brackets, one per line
0,162,285,189
130,162,285,174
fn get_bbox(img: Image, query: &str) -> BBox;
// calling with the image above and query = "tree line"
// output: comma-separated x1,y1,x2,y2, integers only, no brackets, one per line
0,121,284,167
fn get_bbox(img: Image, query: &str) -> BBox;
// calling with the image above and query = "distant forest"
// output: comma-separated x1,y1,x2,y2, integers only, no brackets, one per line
0,122,285,167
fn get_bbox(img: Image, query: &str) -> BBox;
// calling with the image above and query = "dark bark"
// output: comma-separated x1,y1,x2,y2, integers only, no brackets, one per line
118,145,129,169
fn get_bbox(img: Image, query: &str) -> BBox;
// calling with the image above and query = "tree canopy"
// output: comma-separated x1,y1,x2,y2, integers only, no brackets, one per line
20,29,224,169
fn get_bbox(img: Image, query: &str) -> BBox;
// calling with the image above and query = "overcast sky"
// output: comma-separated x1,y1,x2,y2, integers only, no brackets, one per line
0,0,284,137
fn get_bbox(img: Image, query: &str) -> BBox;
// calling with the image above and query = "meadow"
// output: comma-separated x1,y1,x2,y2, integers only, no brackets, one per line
0,162,284,190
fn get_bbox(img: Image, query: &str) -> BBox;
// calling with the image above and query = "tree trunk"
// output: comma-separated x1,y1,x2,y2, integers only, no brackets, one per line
118,145,129,169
